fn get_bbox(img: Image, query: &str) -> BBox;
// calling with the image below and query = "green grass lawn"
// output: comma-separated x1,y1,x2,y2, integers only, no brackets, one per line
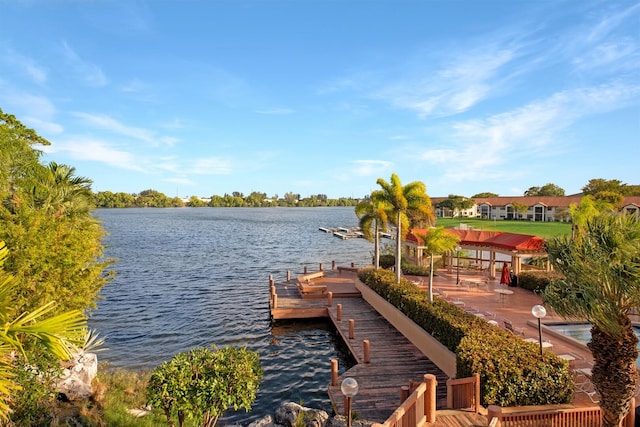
435,218,571,240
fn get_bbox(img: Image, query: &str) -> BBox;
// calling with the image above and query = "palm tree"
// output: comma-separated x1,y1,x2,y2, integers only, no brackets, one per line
0,241,86,420
34,162,93,217
355,195,390,269
416,227,460,302
569,195,613,240
544,212,640,427
372,174,434,283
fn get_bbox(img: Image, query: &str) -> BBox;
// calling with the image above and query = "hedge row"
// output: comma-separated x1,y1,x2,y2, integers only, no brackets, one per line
357,267,574,407
517,270,565,293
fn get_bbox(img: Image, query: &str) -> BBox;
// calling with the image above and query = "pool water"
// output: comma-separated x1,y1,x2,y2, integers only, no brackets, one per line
546,323,640,366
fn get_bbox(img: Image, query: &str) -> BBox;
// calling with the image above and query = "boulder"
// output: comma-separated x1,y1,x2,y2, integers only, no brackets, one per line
56,352,98,401
274,402,329,427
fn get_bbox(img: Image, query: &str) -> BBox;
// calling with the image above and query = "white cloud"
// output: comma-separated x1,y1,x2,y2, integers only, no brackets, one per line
191,157,233,175
43,138,145,171
4,50,47,84
72,112,155,143
5,93,56,119
350,160,393,177
23,116,64,135
420,81,640,182
60,41,108,87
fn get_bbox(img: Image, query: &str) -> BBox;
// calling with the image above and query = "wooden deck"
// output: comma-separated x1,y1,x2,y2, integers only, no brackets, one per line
270,268,488,425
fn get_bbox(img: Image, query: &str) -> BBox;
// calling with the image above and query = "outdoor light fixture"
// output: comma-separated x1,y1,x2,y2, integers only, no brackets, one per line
531,305,547,356
455,246,462,285
341,377,359,427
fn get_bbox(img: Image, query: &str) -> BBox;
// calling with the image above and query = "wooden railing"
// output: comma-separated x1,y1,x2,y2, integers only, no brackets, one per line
488,397,636,427
447,373,481,412
371,374,437,427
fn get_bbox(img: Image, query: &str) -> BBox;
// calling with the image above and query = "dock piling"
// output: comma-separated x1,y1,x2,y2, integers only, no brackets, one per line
331,359,338,386
286,270,290,282
327,291,333,307
337,304,342,321
349,319,355,339
363,339,370,363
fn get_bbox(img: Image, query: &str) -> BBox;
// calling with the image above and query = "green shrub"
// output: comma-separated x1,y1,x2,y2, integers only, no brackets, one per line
358,269,573,407
378,254,395,269
518,271,564,293
400,262,431,277
147,346,263,427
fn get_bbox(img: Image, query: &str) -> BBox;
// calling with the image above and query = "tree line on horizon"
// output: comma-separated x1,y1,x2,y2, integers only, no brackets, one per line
92,178,640,209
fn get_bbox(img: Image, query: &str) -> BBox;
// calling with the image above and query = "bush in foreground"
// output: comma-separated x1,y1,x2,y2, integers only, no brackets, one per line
147,346,263,427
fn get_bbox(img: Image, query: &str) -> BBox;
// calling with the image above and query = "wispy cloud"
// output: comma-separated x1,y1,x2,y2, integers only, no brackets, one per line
191,157,233,175
72,112,156,144
3,49,47,84
420,81,640,182
60,41,107,87
349,160,393,177
43,138,145,171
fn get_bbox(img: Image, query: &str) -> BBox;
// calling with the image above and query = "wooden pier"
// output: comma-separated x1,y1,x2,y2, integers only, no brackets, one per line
269,267,487,425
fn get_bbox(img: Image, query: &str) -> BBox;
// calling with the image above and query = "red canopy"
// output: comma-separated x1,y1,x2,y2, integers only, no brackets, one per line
500,262,511,285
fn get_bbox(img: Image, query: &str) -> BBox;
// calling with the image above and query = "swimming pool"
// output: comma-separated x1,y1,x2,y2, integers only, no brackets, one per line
545,322,640,366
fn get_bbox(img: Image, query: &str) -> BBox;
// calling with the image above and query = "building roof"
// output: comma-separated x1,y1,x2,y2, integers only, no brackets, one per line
407,228,546,253
430,195,640,208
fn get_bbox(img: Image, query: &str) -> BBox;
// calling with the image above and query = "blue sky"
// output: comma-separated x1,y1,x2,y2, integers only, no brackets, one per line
1,1,638,199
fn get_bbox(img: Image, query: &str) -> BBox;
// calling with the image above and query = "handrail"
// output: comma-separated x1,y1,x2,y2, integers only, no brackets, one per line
371,374,437,427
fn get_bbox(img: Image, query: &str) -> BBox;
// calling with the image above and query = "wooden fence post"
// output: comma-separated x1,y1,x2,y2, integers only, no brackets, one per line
473,373,481,413
400,385,410,404
331,359,338,386
487,405,502,427
425,374,437,423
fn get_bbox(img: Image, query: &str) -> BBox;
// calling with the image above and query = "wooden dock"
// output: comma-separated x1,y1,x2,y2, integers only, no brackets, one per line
269,268,488,426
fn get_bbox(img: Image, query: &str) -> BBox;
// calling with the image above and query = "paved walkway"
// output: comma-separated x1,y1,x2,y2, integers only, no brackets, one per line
407,267,598,408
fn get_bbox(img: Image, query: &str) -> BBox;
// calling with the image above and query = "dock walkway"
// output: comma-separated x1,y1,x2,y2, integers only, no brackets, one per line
269,268,487,426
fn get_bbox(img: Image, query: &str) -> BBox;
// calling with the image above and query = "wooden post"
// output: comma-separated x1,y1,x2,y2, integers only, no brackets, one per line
272,293,277,309
330,359,338,386
425,374,437,423
332,260,336,270
319,262,324,271
343,396,349,416
400,385,409,404
487,406,502,426
349,319,355,339
286,270,291,282
473,373,481,413
304,266,308,274
269,274,273,284
351,262,355,267
327,291,333,307
337,304,342,321
363,340,370,363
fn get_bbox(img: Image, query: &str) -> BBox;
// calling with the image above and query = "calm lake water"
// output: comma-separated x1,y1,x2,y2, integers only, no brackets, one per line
89,207,374,423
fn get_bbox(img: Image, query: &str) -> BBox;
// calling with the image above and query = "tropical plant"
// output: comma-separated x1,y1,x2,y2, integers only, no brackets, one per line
568,195,613,240
0,241,87,421
146,346,263,427
544,212,640,427
355,197,390,269
415,227,460,302
372,174,434,283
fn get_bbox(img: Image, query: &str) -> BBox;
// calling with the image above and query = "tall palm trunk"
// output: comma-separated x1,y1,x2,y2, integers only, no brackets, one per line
428,252,435,302
589,320,638,427
395,211,402,283
374,221,380,269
